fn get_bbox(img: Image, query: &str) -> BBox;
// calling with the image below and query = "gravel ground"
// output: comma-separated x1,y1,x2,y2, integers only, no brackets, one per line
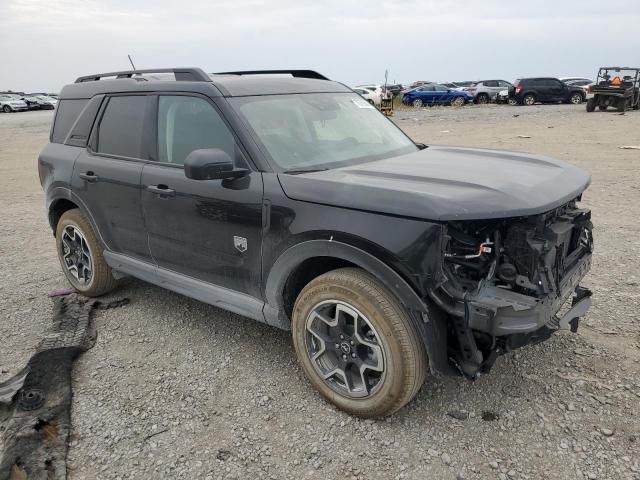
1,104,639,480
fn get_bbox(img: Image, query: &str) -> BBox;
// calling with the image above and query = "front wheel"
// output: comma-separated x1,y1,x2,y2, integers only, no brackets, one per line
2,105,12,113
586,98,596,112
451,96,465,107
570,92,583,105
291,268,427,417
476,93,489,104
56,209,118,296
412,99,423,108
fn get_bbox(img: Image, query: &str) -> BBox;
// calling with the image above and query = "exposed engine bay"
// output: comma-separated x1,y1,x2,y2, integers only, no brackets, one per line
429,197,594,378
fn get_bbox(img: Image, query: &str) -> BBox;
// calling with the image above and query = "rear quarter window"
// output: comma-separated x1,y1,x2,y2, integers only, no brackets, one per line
51,99,89,143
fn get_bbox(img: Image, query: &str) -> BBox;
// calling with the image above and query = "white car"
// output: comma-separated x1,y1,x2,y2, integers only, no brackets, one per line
0,95,28,113
352,87,381,106
355,84,392,101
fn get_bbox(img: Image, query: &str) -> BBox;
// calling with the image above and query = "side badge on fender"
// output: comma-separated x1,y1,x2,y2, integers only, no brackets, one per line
234,236,248,253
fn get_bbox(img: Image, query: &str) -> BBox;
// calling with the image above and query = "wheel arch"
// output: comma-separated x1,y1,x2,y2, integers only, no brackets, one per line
48,197,79,235
264,239,452,376
47,189,107,248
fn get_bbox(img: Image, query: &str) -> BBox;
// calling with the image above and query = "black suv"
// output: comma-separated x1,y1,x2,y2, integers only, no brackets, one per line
509,77,586,106
39,68,594,417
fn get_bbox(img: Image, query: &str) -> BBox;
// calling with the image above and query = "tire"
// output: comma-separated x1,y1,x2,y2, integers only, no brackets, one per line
586,98,596,112
291,267,427,417
598,105,608,111
55,209,118,297
570,92,583,105
617,98,627,112
522,94,536,106
476,93,489,104
2,105,12,113
367,99,375,106
451,96,465,107
508,98,518,106
412,99,423,108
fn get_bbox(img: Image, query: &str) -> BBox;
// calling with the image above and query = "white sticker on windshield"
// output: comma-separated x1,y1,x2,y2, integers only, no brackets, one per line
351,98,375,109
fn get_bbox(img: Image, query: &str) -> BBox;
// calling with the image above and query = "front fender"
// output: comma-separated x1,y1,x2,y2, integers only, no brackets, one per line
263,239,452,376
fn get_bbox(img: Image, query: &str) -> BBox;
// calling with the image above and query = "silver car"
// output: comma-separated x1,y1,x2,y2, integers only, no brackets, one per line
0,94,28,113
464,80,513,104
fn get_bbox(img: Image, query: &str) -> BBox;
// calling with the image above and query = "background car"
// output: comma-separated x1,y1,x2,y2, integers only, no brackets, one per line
355,84,391,102
399,81,432,99
560,77,593,85
509,78,586,106
352,87,381,106
401,84,473,107
381,84,403,97
35,95,58,108
0,94,28,112
564,79,594,97
21,95,53,110
464,80,513,104
451,81,475,90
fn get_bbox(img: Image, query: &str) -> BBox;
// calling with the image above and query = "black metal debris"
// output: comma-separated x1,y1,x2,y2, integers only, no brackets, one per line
0,295,127,480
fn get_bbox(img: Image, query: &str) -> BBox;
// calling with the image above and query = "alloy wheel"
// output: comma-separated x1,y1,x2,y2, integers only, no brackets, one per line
61,225,93,286
571,93,582,104
304,300,385,398
452,96,465,107
412,99,423,108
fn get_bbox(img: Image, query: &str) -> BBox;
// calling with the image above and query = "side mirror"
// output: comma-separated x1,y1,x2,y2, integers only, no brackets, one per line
184,148,248,181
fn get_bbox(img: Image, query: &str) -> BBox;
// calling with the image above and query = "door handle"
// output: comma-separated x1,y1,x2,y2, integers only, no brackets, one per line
79,171,99,183
147,184,175,197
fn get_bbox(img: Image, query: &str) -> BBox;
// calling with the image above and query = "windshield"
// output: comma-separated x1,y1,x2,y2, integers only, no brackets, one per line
231,93,417,171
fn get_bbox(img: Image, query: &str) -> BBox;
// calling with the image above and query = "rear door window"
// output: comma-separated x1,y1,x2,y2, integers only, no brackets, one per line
51,99,89,143
96,96,147,158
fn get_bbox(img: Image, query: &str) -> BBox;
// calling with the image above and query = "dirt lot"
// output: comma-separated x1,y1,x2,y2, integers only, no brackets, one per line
1,104,639,480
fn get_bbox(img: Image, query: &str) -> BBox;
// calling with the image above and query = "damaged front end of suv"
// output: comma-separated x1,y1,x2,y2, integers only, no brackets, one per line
429,197,594,378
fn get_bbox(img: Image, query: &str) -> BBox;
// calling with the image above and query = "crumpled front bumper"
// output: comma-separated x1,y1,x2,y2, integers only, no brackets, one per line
466,252,592,337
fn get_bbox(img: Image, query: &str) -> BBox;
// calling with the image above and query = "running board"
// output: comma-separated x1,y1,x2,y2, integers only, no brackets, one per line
103,252,267,323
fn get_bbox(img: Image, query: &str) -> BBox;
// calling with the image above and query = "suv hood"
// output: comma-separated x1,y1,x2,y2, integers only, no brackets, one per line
277,146,591,221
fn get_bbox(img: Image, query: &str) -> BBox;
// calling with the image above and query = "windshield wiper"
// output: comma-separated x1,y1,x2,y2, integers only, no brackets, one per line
282,168,329,175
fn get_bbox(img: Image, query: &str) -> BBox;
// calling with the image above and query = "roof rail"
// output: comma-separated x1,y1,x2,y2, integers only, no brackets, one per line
214,69,330,81
74,68,211,83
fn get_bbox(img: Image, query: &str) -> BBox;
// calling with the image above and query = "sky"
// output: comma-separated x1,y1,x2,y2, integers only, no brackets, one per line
2,0,640,93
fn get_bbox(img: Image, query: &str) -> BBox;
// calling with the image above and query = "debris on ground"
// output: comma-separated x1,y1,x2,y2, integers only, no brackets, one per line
0,295,127,479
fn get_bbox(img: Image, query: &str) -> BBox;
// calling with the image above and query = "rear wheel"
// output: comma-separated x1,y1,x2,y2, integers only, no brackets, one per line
412,99,423,108
598,105,608,111
56,209,118,296
2,105,12,113
291,268,427,417
522,94,536,106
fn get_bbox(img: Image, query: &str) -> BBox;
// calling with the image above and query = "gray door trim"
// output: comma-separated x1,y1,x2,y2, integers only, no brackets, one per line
104,251,267,323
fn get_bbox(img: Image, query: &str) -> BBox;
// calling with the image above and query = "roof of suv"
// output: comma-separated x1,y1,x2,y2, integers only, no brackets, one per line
59,67,351,100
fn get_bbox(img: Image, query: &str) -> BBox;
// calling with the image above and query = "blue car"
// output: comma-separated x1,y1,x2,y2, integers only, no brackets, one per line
402,84,473,107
